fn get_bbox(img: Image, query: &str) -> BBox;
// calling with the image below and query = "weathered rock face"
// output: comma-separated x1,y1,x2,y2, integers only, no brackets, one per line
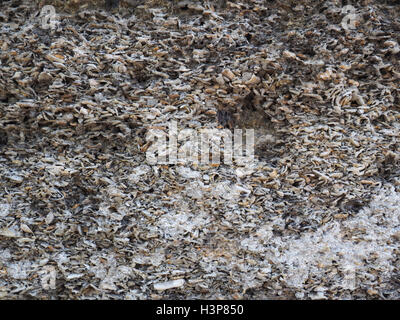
1,0,400,300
